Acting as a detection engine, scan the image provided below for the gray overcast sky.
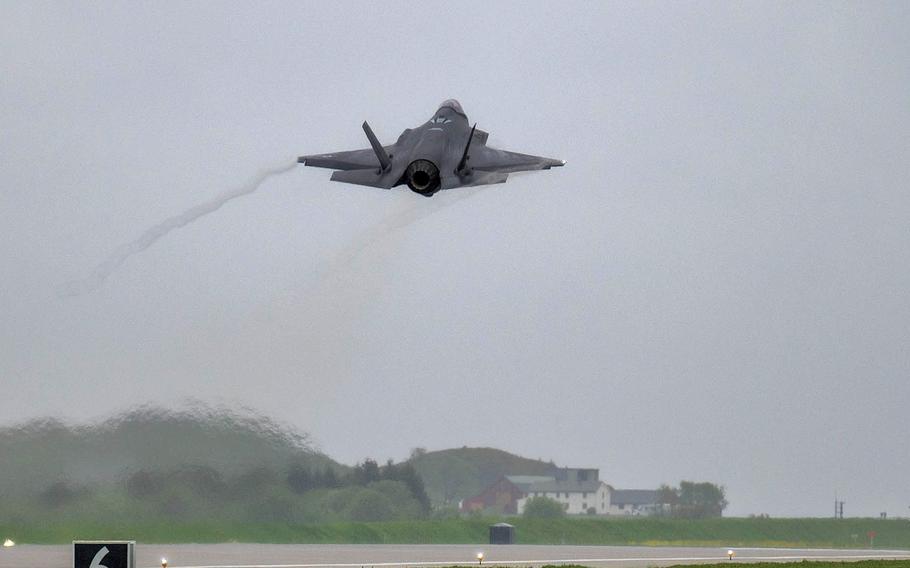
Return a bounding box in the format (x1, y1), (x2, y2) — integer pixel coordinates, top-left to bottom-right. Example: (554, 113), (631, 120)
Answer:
(2, 1), (909, 517)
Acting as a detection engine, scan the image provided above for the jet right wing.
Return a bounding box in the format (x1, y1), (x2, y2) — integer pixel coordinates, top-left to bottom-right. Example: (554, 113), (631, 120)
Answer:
(299, 147), (389, 171)
(470, 146), (565, 174)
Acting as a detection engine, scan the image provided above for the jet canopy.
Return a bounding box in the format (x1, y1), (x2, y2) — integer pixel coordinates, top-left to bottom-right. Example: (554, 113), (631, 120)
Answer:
(437, 99), (466, 118)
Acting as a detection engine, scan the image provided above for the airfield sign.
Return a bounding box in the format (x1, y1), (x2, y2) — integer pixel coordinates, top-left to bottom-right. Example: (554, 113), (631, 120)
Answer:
(73, 541), (134, 568)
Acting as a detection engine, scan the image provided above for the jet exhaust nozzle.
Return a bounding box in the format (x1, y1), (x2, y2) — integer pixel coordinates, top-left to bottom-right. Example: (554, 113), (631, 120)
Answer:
(405, 159), (441, 196)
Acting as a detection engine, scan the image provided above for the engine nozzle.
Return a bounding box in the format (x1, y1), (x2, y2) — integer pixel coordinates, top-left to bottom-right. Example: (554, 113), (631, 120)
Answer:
(405, 159), (441, 196)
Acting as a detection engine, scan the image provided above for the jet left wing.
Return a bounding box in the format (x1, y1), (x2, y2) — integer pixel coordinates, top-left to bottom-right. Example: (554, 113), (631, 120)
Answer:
(470, 146), (565, 174)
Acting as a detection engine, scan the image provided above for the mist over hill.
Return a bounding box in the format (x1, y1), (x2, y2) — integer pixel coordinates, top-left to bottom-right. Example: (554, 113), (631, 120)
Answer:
(0, 403), (338, 498)
(0, 404), (437, 525)
(0, 406), (564, 512)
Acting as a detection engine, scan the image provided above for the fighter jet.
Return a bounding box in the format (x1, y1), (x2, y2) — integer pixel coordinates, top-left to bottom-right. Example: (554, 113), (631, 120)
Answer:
(298, 99), (564, 196)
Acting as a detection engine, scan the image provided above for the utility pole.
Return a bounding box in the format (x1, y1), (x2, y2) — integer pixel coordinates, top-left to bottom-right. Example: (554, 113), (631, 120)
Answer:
(834, 492), (845, 519)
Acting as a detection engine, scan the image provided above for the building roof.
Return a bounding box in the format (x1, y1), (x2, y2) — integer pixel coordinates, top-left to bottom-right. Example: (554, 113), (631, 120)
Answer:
(611, 489), (660, 506)
(505, 475), (554, 485)
(506, 475), (603, 494)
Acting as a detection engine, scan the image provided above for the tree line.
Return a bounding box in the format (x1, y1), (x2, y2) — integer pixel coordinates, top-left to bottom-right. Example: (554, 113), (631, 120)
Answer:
(9, 457), (432, 524)
(656, 481), (728, 518)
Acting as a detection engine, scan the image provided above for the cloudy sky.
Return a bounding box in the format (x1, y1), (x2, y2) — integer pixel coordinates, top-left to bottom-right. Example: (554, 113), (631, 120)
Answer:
(2, 1), (909, 517)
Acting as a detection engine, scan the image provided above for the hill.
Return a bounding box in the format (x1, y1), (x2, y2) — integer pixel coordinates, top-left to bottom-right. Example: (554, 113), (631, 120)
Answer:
(0, 405), (428, 525)
(408, 447), (558, 506)
(0, 403), (339, 498)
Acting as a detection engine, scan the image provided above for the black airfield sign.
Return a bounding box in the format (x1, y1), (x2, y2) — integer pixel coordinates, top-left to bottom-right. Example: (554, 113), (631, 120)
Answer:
(73, 541), (134, 568)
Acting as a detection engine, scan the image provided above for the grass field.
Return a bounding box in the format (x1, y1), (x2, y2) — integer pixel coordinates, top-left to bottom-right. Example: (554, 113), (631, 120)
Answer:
(2, 517), (909, 547)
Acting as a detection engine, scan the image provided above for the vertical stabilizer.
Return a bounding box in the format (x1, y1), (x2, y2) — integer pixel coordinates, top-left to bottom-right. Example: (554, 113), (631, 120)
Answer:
(362, 121), (391, 171)
(457, 123), (477, 174)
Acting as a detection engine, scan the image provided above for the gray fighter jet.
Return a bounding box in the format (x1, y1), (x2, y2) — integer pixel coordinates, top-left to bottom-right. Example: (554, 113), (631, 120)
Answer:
(298, 99), (564, 196)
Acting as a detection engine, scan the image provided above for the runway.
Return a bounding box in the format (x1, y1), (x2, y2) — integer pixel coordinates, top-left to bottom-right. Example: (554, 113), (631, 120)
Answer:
(2, 544), (910, 568)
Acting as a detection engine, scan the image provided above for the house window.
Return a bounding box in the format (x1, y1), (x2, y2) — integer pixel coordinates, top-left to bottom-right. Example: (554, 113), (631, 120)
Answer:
(583, 492), (588, 498)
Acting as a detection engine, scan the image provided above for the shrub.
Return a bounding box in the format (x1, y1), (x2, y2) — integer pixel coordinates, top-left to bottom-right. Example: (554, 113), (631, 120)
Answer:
(523, 496), (565, 518)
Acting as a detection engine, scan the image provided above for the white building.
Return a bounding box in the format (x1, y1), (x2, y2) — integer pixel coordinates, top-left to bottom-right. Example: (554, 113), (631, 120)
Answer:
(462, 467), (663, 517)
(513, 468), (613, 515)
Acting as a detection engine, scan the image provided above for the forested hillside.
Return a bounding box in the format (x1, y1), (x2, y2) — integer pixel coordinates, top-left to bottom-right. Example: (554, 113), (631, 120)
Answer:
(0, 406), (427, 524)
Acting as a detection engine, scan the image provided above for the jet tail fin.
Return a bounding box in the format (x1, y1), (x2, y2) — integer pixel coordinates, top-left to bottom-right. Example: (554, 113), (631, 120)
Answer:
(457, 123), (477, 173)
(362, 121), (391, 171)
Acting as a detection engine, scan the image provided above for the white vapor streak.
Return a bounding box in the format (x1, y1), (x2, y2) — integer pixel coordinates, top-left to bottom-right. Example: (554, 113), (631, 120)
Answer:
(324, 186), (484, 277)
(63, 162), (296, 296)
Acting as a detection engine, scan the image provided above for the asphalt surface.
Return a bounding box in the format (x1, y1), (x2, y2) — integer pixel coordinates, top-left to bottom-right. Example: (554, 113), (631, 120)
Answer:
(2, 543), (909, 568)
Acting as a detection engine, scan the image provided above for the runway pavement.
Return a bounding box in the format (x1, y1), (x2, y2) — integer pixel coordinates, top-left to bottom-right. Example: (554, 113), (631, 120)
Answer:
(2, 543), (909, 568)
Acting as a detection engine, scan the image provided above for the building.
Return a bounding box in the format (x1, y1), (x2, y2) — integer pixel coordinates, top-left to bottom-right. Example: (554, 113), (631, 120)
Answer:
(460, 468), (664, 516)
(461, 468), (613, 515)
(606, 489), (661, 516)
(461, 475), (530, 514)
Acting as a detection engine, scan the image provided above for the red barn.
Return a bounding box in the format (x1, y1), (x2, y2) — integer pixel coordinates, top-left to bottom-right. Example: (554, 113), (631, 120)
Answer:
(460, 476), (547, 514)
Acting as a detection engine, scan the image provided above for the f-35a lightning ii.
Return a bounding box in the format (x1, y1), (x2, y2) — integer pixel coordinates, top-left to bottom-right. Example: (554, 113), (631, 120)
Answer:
(298, 99), (564, 196)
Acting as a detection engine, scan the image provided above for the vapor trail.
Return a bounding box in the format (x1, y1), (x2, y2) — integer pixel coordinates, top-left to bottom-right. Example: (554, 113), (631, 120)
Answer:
(63, 161), (296, 296)
(324, 186), (484, 277)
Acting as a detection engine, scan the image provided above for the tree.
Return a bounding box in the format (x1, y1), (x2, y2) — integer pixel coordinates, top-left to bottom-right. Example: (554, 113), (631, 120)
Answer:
(382, 460), (431, 514)
(345, 488), (396, 521)
(655, 483), (679, 517)
(658, 481), (728, 518)
(287, 464), (314, 494)
(38, 481), (85, 508)
(677, 481), (728, 518)
(233, 467), (278, 495)
(170, 465), (225, 497)
(125, 470), (164, 498)
(353, 459), (382, 486)
(318, 466), (340, 488)
(523, 496), (565, 519)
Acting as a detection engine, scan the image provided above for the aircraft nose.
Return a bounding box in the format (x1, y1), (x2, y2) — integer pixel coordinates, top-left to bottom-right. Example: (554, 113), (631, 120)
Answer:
(437, 99), (465, 117)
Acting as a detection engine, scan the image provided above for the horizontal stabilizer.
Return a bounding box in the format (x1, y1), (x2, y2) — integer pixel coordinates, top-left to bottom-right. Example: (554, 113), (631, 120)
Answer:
(330, 168), (396, 189)
(441, 171), (509, 189)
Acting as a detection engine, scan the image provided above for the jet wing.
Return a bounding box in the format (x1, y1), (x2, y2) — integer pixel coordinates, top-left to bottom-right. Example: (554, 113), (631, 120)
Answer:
(299, 147), (391, 171)
(470, 146), (565, 174)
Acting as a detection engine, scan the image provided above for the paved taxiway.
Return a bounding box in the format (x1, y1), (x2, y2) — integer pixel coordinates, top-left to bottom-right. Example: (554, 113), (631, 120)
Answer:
(2, 543), (909, 568)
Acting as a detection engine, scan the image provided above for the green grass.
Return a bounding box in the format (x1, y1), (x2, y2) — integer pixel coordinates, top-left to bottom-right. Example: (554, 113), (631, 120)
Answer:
(2, 517), (909, 547)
